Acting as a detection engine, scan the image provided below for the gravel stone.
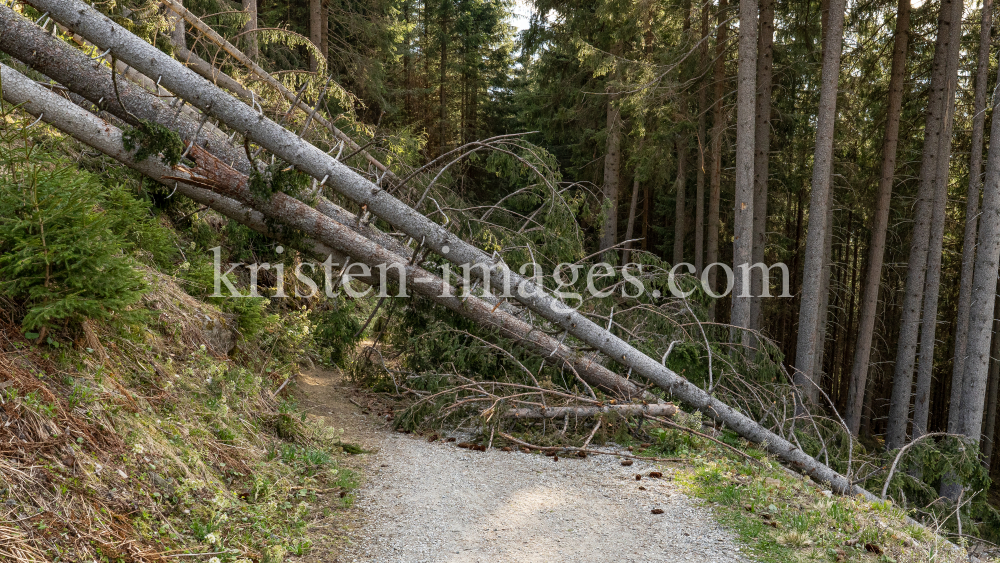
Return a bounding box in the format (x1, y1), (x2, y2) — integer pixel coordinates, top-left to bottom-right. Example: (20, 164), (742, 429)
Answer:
(342, 433), (752, 562)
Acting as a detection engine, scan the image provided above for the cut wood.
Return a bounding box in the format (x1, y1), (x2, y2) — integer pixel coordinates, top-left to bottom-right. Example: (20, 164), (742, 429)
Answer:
(505, 404), (678, 419)
(33, 0), (876, 496)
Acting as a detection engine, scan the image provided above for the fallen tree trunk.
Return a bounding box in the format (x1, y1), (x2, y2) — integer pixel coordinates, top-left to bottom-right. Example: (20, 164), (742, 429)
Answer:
(159, 0), (400, 186)
(33, 0), (873, 496)
(0, 3), (413, 261)
(0, 61), (646, 402)
(505, 404), (678, 420)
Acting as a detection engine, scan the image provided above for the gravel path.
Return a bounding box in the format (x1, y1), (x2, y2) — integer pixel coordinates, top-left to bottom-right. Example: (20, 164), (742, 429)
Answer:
(342, 432), (751, 563)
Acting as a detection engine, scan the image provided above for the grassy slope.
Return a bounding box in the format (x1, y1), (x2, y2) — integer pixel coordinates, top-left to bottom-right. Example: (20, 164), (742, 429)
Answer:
(0, 269), (359, 563)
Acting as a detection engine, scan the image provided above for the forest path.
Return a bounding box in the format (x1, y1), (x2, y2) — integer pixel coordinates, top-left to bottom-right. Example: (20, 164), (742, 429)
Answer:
(294, 368), (750, 563)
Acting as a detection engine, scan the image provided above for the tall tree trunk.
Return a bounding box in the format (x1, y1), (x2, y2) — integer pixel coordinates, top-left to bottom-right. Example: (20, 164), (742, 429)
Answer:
(793, 0), (848, 405)
(602, 86), (622, 259)
(674, 137), (688, 265)
(309, 0), (322, 72)
(695, 2), (710, 275)
(943, 75), (1000, 500)
(624, 176), (641, 264)
(730, 0), (759, 343)
(707, 0), (728, 320)
(847, 0), (911, 435)
(982, 291), (1000, 469)
(912, 92), (958, 437)
(171, 0), (185, 47)
(887, 0), (964, 451)
(241, 0), (258, 60)
(643, 184), (651, 251)
(749, 0), (775, 336)
(949, 0), (993, 429)
(812, 195), (835, 383)
(439, 19), (448, 152)
(320, 0), (328, 61)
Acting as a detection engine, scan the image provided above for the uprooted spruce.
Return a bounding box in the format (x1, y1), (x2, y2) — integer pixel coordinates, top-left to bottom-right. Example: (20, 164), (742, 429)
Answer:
(14, 0), (880, 498)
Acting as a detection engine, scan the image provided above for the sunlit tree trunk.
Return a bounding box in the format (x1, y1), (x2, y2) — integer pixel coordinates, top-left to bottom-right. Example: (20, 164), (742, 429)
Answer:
(846, 0), (911, 435)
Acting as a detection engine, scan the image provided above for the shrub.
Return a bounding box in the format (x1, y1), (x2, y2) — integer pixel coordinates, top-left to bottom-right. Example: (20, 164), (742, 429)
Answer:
(0, 122), (147, 331)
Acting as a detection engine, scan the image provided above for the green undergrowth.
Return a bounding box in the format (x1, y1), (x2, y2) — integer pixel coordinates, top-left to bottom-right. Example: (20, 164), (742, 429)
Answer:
(0, 273), (363, 562)
(675, 456), (973, 563)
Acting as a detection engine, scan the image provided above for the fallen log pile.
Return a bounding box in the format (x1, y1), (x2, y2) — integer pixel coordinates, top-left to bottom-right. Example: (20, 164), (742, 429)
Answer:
(1, 0), (875, 499)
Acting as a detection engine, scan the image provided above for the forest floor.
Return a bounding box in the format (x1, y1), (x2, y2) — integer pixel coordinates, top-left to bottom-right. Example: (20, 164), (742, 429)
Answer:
(291, 367), (749, 563)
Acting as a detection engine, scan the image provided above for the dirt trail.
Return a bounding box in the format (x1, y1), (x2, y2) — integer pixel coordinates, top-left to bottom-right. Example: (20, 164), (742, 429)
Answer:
(294, 368), (750, 563)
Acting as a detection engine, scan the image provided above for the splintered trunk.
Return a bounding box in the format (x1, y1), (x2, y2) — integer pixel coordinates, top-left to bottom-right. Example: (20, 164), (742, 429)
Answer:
(846, 0), (910, 436)
(673, 137), (688, 265)
(793, 0), (848, 405)
(887, 0), (964, 451)
(730, 0), (759, 344)
(949, 0), (993, 429)
(242, 0), (258, 60)
(41, 0), (887, 496)
(749, 0), (775, 336)
(707, 0), (728, 320)
(695, 3), (709, 276)
(309, 0), (323, 71)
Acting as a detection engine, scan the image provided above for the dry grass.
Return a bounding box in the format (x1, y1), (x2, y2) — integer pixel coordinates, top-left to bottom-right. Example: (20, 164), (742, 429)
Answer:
(0, 271), (356, 562)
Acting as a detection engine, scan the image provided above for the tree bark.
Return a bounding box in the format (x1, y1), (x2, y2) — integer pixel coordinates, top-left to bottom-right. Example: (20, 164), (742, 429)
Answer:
(941, 77), (1000, 499)
(623, 176), (641, 264)
(981, 291), (1000, 468)
(846, 0), (911, 435)
(44, 0), (883, 496)
(0, 62), (655, 403)
(242, 0), (258, 60)
(707, 0), (728, 320)
(602, 47), (622, 260)
(941, 56), (1000, 502)
(159, 0), (399, 185)
(887, 0), (964, 451)
(673, 137), (688, 265)
(730, 0), (758, 344)
(505, 404), (678, 420)
(695, 2), (710, 276)
(170, 0), (185, 48)
(309, 0), (323, 72)
(793, 0), (848, 405)
(749, 0), (775, 336)
(949, 0), (993, 429)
